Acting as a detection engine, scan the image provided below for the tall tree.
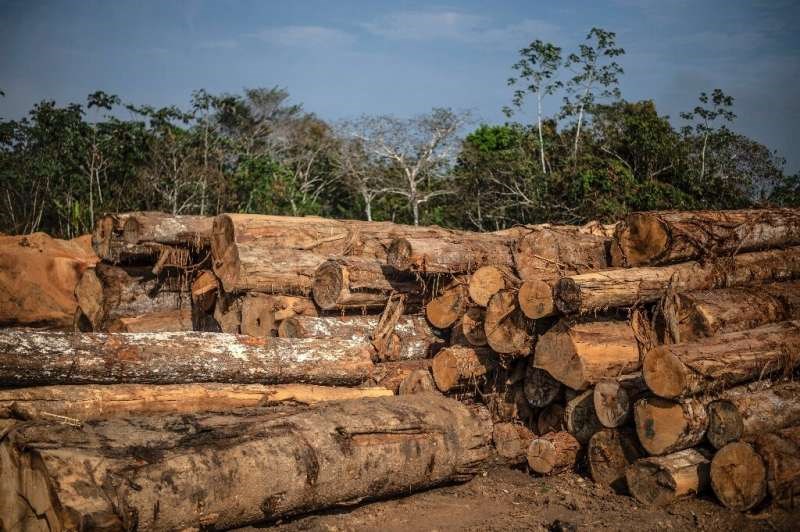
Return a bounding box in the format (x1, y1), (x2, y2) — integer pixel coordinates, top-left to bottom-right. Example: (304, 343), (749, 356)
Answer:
(680, 89), (736, 181)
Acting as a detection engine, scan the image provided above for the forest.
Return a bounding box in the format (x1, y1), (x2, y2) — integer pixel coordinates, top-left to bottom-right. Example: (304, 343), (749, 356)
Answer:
(1, 28), (797, 238)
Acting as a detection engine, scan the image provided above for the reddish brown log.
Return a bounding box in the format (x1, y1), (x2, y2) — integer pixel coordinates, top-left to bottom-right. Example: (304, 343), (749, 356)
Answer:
(312, 257), (422, 310)
(626, 448), (712, 506)
(485, 290), (532, 355)
(527, 431), (581, 475)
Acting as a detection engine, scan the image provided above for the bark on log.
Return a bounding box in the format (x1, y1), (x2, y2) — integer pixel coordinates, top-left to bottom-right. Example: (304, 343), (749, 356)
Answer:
(431, 346), (497, 393)
(485, 290), (532, 355)
(0, 394), (492, 530)
(523, 366), (562, 408)
(710, 441), (767, 511)
(752, 426), (800, 509)
(0, 331), (376, 387)
(368, 359), (433, 393)
(587, 429), (644, 493)
(626, 448), (712, 507)
(513, 223), (611, 281)
(538, 403), (566, 435)
(121, 211), (213, 247)
(634, 397), (708, 456)
(425, 276), (470, 329)
(707, 381), (800, 449)
(387, 229), (515, 274)
(593, 373), (648, 428)
(611, 208), (800, 267)
(556, 246), (800, 315)
(534, 319), (641, 391)
(468, 266), (520, 307)
(105, 308), (193, 333)
(493, 422), (535, 465)
(564, 388), (604, 444)
(312, 257), (422, 310)
(642, 320), (800, 399)
(526, 431), (581, 475)
(0, 383), (393, 422)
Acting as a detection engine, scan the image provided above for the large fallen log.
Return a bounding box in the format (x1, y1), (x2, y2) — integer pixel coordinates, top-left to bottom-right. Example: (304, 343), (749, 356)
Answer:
(0, 331), (375, 386)
(555, 246), (800, 314)
(752, 426), (800, 509)
(92, 213), (162, 262)
(707, 381), (800, 449)
(611, 208), (800, 267)
(710, 441), (768, 511)
(642, 320), (800, 399)
(0, 383), (393, 421)
(633, 397), (708, 456)
(626, 448), (711, 506)
(121, 211), (213, 247)
(387, 229), (515, 274)
(312, 257), (423, 310)
(0, 394), (492, 530)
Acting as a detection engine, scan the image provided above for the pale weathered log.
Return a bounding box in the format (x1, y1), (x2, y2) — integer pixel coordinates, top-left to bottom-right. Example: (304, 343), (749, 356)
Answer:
(707, 381), (800, 449)
(431, 346), (497, 393)
(493, 422), (535, 465)
(513, 223), (611, 281)
(485, 290), (532, 355)
(626, 448), (712, 506)
(468, 266), (520, 307)
(105, 308), (193, 333)
(388, 229), (515, 274)
(564, 388), (604, 444)
(752, 426), (800, 509)
(587, 429), (644, 493)
(0, 394), (492, 530)
(556, 247), (800, 314)
(634, 397), (708, 456)
(710, 441), (768, 511)
(611, 208), (800, 267)
(534, 319), (642, 391)
(538, 403), (566, 435)
(593, 373), (648, 428)
(121, 211), (213, 248)
(0, 331), (375, 387)
(0, 383), (393, 422)
(523, 366), (562, 408)
(526, 431), (581, 475)
(312, 257), (423, 310)
(425, 276), (470, 329)
(642, 320), (800, 399)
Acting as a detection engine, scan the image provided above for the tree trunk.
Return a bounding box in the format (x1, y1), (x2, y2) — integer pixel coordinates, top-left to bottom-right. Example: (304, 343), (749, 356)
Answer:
(564, 388), (603, 444)
(626, 448), (711, 506)
(451, 307), (488, 346)
(387, 230), (515, 274)
(368, 359), (433, 393)
(92, 213), (161, 263)
(105, 308), (193, 333)
(753, 426), (800, 509)
(633, 397), (708, 456)
(0, 394), (492, 530)
(534, 319), (642, 391)
(122, 211), (213, 247)
(431, 346), (498, 393)
(0, 383), (393, 422)
(538, 403), (566, 434)
(425, 276), (470, 329)
(587, 429), (644, 493)
(485, 290), (532, 355)
(215, 244), (328, 296)
(707, 381), (800, 449)
(468, 265), (520, 307)
(518, 279), (557, 319)
(493, 422), (535, 465)
(526, 431), (581, 475)
(312, 257), (423, 310)
(523, 366), (562, 408)
(642, 320), (800, 399)
(512, 222), (611, 281)
(710, 441), (767, 511)
(555, 246), (800, 315)
(593, 373), (648, 428)
(664, 281), (800, 342)
(240, 293), (277, 338)
(611, 208), (800, 267)
(0, 331), (375, 387)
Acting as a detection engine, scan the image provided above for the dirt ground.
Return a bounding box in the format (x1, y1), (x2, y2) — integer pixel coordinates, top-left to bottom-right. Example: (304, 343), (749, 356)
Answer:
(241, 466), (798, 531)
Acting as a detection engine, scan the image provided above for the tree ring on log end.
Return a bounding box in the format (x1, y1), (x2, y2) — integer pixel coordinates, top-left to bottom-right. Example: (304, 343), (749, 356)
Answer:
(312, 261), (346, 310)
(711, 441), (767, 511)
(277, 317), (303, 338)
(642, 347), (687, 399)
(554, 278), (581, 314)
(594, 379), (631, 428)
(519, 279), (555, 319)
(387, 238), (413, 271)
(707, 400), (744, 449)
(527, 438), (557, 474)
(122, 217), (143, 244)
(622, 213), (670, 266)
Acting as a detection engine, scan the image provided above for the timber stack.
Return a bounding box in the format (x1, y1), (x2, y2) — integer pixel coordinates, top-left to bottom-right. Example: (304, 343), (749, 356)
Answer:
(0, 207), (799, 527)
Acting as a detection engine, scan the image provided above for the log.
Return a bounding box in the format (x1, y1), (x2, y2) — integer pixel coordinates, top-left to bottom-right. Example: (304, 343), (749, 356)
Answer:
(556, 246), (800, 314)
(0, 394), (492, 530)
(387, 229), (515, 274)
(312, 257), (422, 310)
(398, 369), (437, 394)
(587, 429), (644, 493)
(453, 307), (488, 346)
(710, 441), (767, 511)
(431, 346), (497, 393)
(493, 422), (535, 465)
(92, 213), (162, 262)
(642, 320), (800, 399)
(523, 366), (562, 408)
(213, 292), (242, 333)
(634, 397), (708, 456)
(425, 276), (469, 329)
(537, 403), (565, 434)
(369, 359), (432, 393)
(240, 293), (276, 338)
(611, 208), (800, 267)
(626, 448), (711, 506)
(752, 426), (800, 509)
(526, 431), (581, 475)
(513, 223), (610, 281)
(121, 211), (213, 247)
(707, 381), (800, 449)
(664, 281), (800, 342)
(0, 383), (393, 422)
(215, 243), (327, 295)
(534, 319), (641, 391)
(105, 308), (193, 333)
(0, 331), (375, 387)
(485, 290), (532, 355)
(593, 373), (648, 428)
(564, 389), (604, 444)
(468, 266), (520, 307)
(191, 269), (219, 312)
(518, 279), (556, 319)
(484, 383), (534, 424)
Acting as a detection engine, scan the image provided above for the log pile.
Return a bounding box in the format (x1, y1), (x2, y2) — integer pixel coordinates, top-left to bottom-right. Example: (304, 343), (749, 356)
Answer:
(1, 207), (799, 525)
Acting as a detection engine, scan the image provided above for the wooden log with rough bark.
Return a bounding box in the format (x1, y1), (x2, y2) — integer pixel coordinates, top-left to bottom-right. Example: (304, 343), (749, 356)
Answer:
(121, 211), (213, 248)
(611, 208), (800, 267)
(634, 397), (708, 456)
(710, 441), (768, 511)
(468, 266), (520, 307)
(534, 319), (644, 391)
(752, 426), (800, 509)
(564, 388), (604, 444)
(0, 383), (393, 422)
(523, 366), (562, 408)
(517, 279), (558, 320)
(493, 422), (535, 465)
(593, 373), (648, 428)
(707, 381), (800, 449)
(0, 393), (492, 530)
(485, 290), (532, 355)
(626, 448), (712, 506)
(105, 308), (193, 333)
(642, 320), (800, 399)
(555, 247), (800, 315)
(387, 228), (515, 274)
(526, 431), (581, 475)
(0, 331), (375, 387)
(587, 429), (644, 493)
(513, 223), (611, 281)
(431, 346), (498, 393)
(92, 213), (163, 263)
(312, 257), (423, 310)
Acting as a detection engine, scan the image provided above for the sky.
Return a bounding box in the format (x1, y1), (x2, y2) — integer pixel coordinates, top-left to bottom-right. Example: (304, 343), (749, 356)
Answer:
(1, 0), (799, 171)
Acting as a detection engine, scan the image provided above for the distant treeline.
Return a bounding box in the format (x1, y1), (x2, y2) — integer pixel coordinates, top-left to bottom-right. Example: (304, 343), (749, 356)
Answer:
(1, 28), (797, 237)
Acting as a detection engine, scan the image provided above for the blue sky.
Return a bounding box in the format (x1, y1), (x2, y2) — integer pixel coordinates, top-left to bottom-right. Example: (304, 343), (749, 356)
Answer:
(1, 0), (798, 171)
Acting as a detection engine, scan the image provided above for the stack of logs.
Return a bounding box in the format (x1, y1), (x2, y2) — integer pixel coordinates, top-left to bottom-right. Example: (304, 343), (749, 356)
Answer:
(1, 208), (800, 528)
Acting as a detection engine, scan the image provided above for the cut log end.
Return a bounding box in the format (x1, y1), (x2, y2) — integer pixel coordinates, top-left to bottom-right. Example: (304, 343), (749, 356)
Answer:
(122, 217), (142, 244)
(634, 397), (707, 456)
(460, 307), (487, 346)
(92, 214), (116, 258)
(706, 400), (744, 450)
(311, 261), (345, 310)
(426, 282), (468, 329)
(430, 346), (494, 393)
(492, 422), (535, 464)
(626, 449), (711, 507)
(526, 431), (580, 475)
(387, 238), (413, 271)
(518, 279), (555, 319)
(241, 297), (276, 338)
(616, 213), (669, 267)
(554, 278), (581, 314)
(538, 404), (565, 434)
(587, 429), (643, 493)
(642, 347), (687, 399)
(485, 290), (531, 355)
(469, 266), (508, 307)
(523, 366), (561, 408)
(594, 379), (632, 428)
(710, 441), (767, 511)
(398, 369), (436, 395)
